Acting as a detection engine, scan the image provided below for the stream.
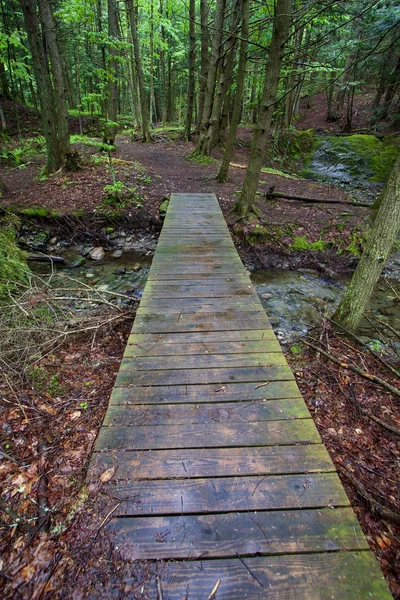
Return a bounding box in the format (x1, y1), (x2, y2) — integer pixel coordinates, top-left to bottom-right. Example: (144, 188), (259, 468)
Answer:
(31, 246), (400, 349)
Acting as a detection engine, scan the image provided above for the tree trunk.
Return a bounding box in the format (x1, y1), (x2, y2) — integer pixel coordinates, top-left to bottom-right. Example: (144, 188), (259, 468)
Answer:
(184, 0), (196, 141)
(194, 0), (226, 155)
(37, 0), (70, 157)
(200, 0), (241, 154)
(233, 0), (292, 215)
(104, 0), (119, 144)
(19, 0), (63, 173)
(333, 156), (400, 332)
(217, 0), (249, 183)
(125, 0), (151, 142)
(197, 0), (209, 128)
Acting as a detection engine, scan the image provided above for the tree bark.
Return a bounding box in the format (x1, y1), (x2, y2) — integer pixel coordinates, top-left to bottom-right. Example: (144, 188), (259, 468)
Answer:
(37, 0), (70, 155)
(333, 156), (400, 332)
(194, 0), (227, 155)
(217, 0), (249, 183)
(125, 0), (151, 142)
(184, 0), (196, 141)
(200, 0), (241, 154)
(234, 0), (292, 215)
(19, 0), (64, 173)
(104, 0), (119, 144)
(197, 0), (209, 128)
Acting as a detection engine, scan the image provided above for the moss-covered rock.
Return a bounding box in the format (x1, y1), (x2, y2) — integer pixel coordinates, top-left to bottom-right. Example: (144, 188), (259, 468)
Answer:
(303, 134), (398, 184)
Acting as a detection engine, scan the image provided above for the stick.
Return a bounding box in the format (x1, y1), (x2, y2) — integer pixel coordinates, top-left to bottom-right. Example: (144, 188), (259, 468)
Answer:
(265, 189), (371, 208)
(341, 469), (400, 526)
(302, 340), (400, 398)
(206, 579), (221, 600)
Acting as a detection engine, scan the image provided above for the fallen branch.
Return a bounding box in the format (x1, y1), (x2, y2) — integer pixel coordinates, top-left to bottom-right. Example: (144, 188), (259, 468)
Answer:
(265, 188), (371, 208)
(27, 254), (65, 263)
(342, 469), (400, 526)
(302, 340), (400, 398)
(206, 579), (221, 600)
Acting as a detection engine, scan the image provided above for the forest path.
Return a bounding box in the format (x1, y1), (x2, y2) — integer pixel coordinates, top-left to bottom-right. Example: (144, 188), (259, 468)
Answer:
(88, 193), (390, 599)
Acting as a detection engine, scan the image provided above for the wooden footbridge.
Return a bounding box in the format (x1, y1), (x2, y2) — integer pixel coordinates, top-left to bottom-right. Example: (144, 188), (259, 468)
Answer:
(90, 193), (390, 599)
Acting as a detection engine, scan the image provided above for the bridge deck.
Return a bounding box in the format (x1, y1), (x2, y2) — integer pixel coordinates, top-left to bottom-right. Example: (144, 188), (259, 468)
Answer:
(90, 193), (390, 599)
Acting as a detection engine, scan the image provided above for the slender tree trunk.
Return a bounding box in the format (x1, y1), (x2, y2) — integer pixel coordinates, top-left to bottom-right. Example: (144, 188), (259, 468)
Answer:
(184, 0), (196, 140)
(333, 157), (400, 332)
(194, 0), (226, 155)
(125, 0), (150, 142)
(104, 0), (119, 144)
(159, 0), (168, 123)
(149, 0), (155, 124)
(234, 0), (292, 215)
(217, 0), (249, 183)
(197, 0), (209, 127)
(200, 0), (241, 154)
(19, 0), (63, 173)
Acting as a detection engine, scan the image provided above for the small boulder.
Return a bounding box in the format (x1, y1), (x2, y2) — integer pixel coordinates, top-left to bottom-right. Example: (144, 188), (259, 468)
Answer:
(111, 249), (123, 259)
(89, 247), (105, 261)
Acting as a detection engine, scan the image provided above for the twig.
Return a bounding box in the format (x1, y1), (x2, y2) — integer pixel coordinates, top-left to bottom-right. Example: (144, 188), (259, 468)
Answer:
(156, 572), (164, 600)
(302, 340), (400, 398)
(254, 382), (269, 389)
(236, 553), (264, 588)
(377, 318), (400, 340)
(341, 469), (400, 526)
(206, 579), (221, 600)
(329, 317), (400, 378)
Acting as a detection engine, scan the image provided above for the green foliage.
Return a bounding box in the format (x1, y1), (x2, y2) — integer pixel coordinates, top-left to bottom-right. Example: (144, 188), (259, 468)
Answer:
(159, 199), (169, 216)
(272, 129), (315, 165)
(0, 137), (46, 167)
(0, 215), (30, 297)
(26, 367), (66, 396)
(291, 236), (329, 252)
(101, 181), (144, 211)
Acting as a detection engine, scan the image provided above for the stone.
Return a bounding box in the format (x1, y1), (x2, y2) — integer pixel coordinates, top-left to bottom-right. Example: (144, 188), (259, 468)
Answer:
(70, 256), (85, 268)
(112, 249), (123, 259)
(48, 236), (57, 245)
(82, 246), (94, 256)
(89, 247), (105, 261)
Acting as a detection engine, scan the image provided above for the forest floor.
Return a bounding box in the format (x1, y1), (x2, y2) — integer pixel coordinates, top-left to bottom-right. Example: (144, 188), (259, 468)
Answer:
(0, 95), (399, 598)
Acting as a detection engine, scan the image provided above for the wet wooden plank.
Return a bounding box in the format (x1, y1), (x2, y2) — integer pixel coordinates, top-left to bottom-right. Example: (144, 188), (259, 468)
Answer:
(95, 419), (320, 450)
(103, 399), (311, 426)
(123, 339), (282, 356)
(110, 380), (302, 404)
(111, 473), (349, 516)
(90, 444), (334, 480)
(119, 353), (287, 372)
(129, 329), (274, 344)
(115, 364), (295, 387)
(133, 319), (272, 333)
(134, 310), (265, 324)
(130, 553), (392, 599)
(106, 507), (368, 560)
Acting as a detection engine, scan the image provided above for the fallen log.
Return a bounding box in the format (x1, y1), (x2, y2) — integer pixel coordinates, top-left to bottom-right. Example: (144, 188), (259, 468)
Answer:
(265, 188), (371, 208)
(27, 253), (65, 263)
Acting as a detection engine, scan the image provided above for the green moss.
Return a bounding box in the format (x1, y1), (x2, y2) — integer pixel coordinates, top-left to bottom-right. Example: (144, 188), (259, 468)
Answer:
(186, 153), (217, 165)
(304, 134), (398, 183)
(159, 199), (169, 216)
(0, 215), (30, 297)
(291, 235), (329, 252)
(19, 207), (60, 218)
(260, 167), (298, 179)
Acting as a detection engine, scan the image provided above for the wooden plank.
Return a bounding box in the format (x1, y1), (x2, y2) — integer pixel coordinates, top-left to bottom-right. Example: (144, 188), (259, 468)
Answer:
(102, 399), (311, 426)
(111, 473), (349, 516)
(110, 380), (302, 404)
(129, 330), (274, 343)
(123, 553), (392, 599)
(90, 444), (334, 480)
(123, 339), (282, 356)
(134, 310), (265, 324)
(138, 297), (262, 309)
(105, 507), (368, 560)
(136, 302), (265, 315)
(140, 287), (256, 298)
(94, 419), (320, 450)
(133, 319), (272, 333)
(114, 365), (295, 387)
(119, 353), (288, 371)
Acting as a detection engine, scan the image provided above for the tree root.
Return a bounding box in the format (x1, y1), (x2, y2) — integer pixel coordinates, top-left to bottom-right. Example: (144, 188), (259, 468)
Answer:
(342, 469), (400, 526)
(302, 340), (400, 398)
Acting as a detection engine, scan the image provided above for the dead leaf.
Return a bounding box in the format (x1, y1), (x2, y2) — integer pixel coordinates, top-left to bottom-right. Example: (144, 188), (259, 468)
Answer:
(100, 466), (116, 483)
